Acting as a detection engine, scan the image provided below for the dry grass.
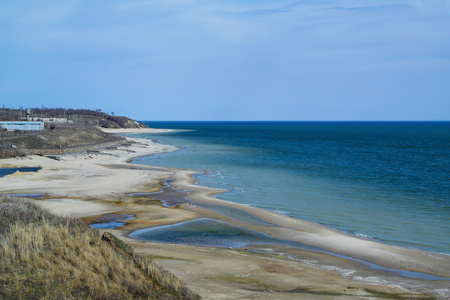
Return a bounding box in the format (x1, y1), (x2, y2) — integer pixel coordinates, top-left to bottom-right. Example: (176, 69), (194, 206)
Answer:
(0, 196), (200, 300)
(0, 195), (67, 235)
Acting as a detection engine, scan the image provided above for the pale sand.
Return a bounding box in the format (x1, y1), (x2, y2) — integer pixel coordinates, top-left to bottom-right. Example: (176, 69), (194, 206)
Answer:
(1, 128), (449, 299)
(37, 198), (123, 218)
(0, 133), (177, 200)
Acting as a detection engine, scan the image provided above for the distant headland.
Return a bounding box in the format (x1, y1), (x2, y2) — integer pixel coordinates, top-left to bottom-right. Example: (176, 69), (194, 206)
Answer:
(0, 107), (146, 158)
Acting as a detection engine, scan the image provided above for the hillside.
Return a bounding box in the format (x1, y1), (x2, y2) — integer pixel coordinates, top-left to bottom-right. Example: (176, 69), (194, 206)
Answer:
(0, 107), (148, 158)
(0, 107), (146, 129)
(0, 125), (128, 158)
(0, 196), (200, 299)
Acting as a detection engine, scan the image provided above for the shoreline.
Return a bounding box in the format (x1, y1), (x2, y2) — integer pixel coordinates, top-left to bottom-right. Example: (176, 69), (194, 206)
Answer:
(159, 170), (450, 278)
(1, 128), (449, 299)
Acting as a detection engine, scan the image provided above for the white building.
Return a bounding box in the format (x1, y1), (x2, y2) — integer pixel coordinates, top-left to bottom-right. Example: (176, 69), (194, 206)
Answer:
(0, 121), (44, 131)
(31, 117), (68, 123)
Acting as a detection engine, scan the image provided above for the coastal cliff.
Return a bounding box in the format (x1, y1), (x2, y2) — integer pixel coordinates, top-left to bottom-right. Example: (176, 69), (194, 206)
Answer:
(0, 108), (146, 158)
(0, 125), (125, 158)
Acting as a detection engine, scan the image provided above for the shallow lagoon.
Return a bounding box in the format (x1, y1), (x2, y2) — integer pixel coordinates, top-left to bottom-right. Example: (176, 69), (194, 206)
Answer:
(129, 218), (449, 281)
(130, 218), (316, 250)
(90, 214), (135, 229)
(0, 167), (41, 178)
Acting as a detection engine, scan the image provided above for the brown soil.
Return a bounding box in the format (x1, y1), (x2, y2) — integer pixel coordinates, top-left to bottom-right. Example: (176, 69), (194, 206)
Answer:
(0, 125), (126, 158)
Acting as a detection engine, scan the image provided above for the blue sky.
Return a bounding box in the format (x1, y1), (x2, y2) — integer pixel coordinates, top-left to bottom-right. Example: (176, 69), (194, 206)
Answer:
(1, 0), (449, 121)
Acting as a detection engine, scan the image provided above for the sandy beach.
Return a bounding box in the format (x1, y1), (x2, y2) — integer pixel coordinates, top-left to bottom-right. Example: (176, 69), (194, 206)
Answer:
(1, 127), (449, 299)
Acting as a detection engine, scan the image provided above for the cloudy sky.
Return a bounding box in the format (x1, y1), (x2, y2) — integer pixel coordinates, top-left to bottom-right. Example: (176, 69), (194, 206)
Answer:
(1, 0), (449, 120)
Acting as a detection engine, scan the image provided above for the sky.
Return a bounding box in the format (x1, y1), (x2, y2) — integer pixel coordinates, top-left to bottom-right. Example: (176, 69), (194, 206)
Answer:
(1, 0), (449, 121)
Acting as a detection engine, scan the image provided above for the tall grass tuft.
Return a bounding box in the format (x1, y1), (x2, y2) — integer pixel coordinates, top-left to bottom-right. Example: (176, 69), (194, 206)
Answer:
(0, 196), (200, 300)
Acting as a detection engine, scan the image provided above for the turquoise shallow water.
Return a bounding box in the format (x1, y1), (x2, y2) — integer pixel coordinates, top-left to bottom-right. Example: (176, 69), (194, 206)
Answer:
(131, 121), (450, 254)
(129, 218), (448, 280)
(129, 218), (293, 248)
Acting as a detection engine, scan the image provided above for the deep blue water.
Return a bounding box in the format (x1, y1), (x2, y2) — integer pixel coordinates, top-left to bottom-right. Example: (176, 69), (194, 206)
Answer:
(131, 121), (450, 254)
(0, 167), (41, 177)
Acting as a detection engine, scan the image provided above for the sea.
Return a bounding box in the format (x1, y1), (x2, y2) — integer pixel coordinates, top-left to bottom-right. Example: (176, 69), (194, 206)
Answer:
(129, 121), (449, 255)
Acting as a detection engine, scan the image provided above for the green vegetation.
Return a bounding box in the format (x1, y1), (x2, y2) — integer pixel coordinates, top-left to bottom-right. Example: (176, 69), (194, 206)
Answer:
(0, 195), (200, 299)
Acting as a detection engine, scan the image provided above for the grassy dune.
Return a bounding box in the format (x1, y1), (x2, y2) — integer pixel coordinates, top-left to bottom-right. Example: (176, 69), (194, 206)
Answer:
(0, 196), (200, 300)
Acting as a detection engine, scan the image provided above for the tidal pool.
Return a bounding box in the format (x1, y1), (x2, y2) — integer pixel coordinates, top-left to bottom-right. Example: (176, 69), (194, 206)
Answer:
(127, 179), (190, 207)
(129, 218), (316, 250)
(0, 167), (41, 178)
(8, 193), (46, 199)
(89, 214), (135, 229)
(129, 218), (449, 281)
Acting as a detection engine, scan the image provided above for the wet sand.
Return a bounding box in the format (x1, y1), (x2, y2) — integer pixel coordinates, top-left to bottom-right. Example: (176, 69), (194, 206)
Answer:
(1, 128), (449, 299)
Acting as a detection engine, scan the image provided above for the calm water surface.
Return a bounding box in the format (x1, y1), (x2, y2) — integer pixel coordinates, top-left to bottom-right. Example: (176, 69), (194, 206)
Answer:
(130, 121), (449, 254)
(0, 167), (41, 177)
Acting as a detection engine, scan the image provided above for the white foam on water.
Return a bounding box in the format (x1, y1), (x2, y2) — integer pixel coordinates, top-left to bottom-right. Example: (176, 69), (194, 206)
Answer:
(355, 233), (374, 240)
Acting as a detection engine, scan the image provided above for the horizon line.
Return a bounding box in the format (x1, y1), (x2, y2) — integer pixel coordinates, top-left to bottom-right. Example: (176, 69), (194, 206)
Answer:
(137, 120), (450, 122)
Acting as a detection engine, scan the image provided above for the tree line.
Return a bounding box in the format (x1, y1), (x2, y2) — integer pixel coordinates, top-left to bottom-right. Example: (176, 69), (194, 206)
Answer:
(0, 107), (113, 121)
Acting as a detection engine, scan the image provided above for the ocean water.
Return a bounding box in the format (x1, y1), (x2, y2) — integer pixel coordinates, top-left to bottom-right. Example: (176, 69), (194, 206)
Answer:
(0, 167), (41, 178)
(131, 122), (450, 254)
